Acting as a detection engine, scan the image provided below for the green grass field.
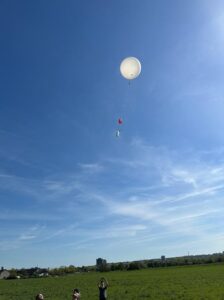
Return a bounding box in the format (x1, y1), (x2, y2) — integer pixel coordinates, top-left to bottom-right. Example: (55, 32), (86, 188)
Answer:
(1, 264), (224, 300)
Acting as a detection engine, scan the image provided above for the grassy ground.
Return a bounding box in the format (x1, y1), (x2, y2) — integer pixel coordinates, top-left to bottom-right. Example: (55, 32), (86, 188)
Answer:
(1, 264), (224, 300)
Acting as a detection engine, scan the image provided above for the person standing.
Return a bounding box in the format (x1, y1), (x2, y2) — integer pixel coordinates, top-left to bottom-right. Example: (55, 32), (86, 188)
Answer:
(98, 277), (108, 300)
(72, 288), (81, 300)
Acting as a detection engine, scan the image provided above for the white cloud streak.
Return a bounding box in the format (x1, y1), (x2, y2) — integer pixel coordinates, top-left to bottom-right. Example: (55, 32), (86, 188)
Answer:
(1, 140), (224, 258)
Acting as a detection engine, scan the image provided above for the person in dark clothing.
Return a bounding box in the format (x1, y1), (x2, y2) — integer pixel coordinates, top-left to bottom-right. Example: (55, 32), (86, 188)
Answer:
(98, 277), (108, 300)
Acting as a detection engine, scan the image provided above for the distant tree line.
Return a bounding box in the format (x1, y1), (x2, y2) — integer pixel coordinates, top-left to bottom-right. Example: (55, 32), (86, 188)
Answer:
(4, 265), (95, 279)
(98, 252), (224, 272)
(3, 252), (224, 279)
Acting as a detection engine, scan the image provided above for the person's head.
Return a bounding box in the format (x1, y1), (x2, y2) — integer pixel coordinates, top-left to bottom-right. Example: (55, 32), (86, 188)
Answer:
(100, 279), (105, 287)
(35, 294), (44, 300)
(73, 288), (79, 294)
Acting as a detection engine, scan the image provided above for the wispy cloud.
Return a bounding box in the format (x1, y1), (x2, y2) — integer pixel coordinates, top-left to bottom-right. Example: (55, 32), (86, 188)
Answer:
(78, 163), (104, 174)
(1, 139), (224, 263)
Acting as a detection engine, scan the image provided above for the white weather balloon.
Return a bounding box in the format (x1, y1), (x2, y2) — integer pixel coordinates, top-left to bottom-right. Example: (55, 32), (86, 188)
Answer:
(120, 57), (141, 80)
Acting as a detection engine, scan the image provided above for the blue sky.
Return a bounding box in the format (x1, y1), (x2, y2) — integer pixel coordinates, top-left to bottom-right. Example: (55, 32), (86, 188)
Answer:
(1, 0), (224, 268)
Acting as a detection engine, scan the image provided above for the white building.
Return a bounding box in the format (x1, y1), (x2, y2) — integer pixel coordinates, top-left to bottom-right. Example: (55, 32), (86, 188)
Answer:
(0, 270), (10, 279)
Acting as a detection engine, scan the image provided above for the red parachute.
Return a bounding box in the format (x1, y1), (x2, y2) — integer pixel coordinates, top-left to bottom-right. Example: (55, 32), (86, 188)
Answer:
(116, 118), (123, 137)
(118, 118), (123, 125)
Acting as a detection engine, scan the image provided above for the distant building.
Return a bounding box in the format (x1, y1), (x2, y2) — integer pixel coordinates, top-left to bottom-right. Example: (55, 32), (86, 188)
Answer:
(96, 258), (107, 270)
(0, 270), (10, 279)
(161, 255), (166, 262)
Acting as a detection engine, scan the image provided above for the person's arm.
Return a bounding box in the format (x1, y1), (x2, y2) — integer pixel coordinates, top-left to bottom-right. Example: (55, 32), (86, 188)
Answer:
(73, 292), (80, 299)
(104, 278), (109, 287)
